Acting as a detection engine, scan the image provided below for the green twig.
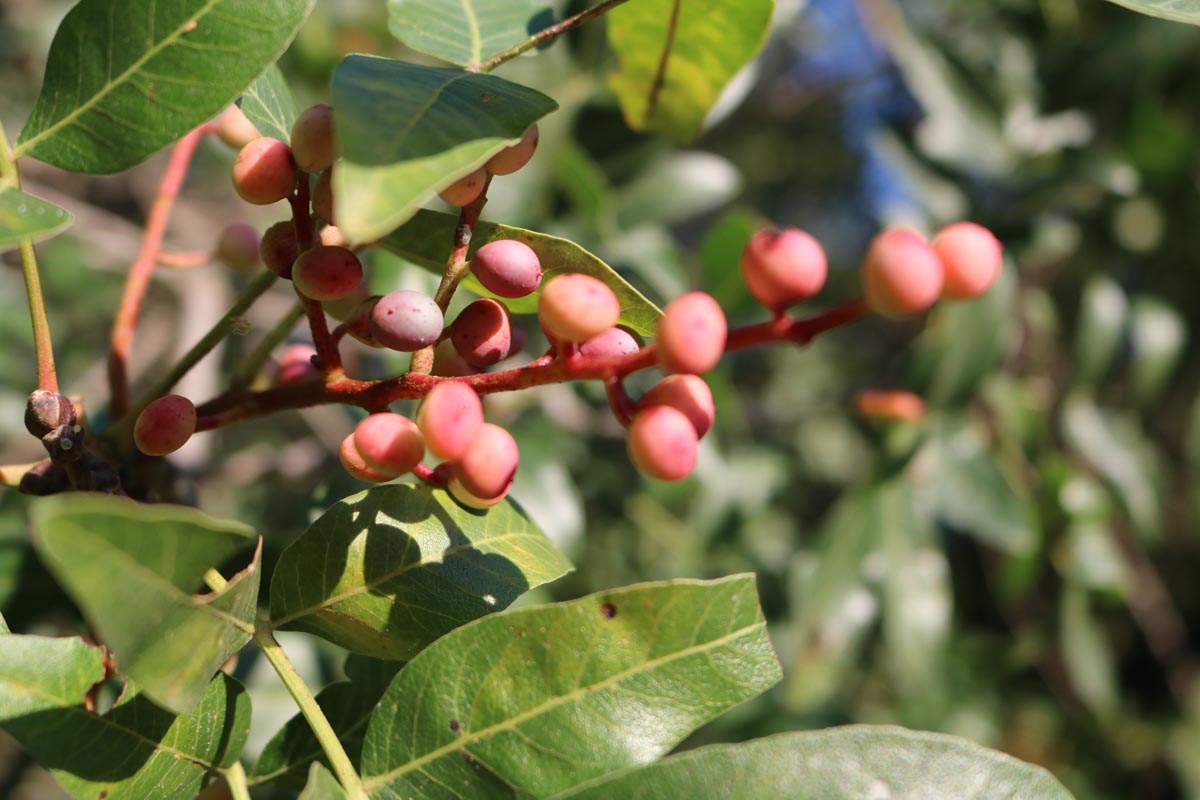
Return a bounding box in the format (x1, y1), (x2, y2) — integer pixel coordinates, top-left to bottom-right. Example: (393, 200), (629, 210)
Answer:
(230, 301), (306, 391)
(470, 0), (634, 72)
(254, 623), (368, 800)
(222, 762), (251, 800)
(0, 120), (58, 392)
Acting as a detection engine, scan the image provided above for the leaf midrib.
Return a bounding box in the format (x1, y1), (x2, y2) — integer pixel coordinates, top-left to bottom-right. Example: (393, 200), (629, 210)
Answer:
(15, 0), (223, 157)
(362, 620), (767, 789)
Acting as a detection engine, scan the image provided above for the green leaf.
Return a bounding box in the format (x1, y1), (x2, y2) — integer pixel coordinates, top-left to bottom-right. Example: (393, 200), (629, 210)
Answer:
(607, 0), (774, 143)
(16, 0), (316, 173)
(300, 763), (349, 800)
(360, 575), (780, 797)
(1072, 276), (1128, 388)
(1105, 0), (1200, 25)
(387, 0), (555, 67)
(252, 656), (403, 790)
(1060, 587), (1119, 720)
(554, 726), (1076, 799)
(0, 612), (8, 634)
(378, 209), (662, 336)
(238, 64), (299, 144)
(30, 494), (260, 714)
(269, 484), (572, 659)
(332, 55), (558, 243)
(0, 184), (72, 249)
(1, 636), (251, 799)
(1128, 296), (1186, 406)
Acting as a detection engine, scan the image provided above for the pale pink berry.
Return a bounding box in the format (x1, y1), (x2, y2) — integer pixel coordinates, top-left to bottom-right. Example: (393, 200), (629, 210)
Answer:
(932, 222), (1003, 300)
(740, 227), (828, 310)
(656, 292), (726, 375)
(861, 227), (944, 319)
(627, 406), (698, 481)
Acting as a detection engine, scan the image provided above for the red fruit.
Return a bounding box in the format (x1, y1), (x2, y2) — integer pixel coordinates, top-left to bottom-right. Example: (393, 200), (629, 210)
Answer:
(538, 274), (621, 343)
(580, 326), (642, 359)
(134, 395), (197, 456)
(232, 137), (297, 205)
(369, 291), (445, 352)
(338, 434), (392, 483)
(470, 240), (542, 298)
(290, 104), (336, 174)
(260, 221), (300, 279)
(638, 375), (715, 438)
(418, 382), (484, 461)
(627, 406), (699, 481)
(454, 423), (519, 499)
(353, 413), (425, 477)
(275, 344), (320, 385)
(932, 222), (1003, 300)
(861, 227), (944, 319)
(740, 227), (828, 310)
(485, 125), (539, 176)
(439, 167), (487, 207)
(855, 390), (926, 422)
(450, 299), (513, 367)
(292, 246), (363, 301)
(215, 223), (260, 272)
(656, 292), (727, 375)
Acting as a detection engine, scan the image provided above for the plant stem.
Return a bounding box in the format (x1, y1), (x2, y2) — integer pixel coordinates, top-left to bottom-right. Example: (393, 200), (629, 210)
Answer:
(222, 763), (251, 800)
(0, 120), (58, 393)
(290, 177), (343, 376)
(229, 301), (306, 391)
(108, 124), (211, 418)
(471, 0), (634, 72)
(254, 624), (368, 800)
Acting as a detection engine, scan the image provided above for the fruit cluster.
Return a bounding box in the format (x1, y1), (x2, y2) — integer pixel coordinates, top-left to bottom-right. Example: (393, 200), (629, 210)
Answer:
(134, 102), (1003, 511)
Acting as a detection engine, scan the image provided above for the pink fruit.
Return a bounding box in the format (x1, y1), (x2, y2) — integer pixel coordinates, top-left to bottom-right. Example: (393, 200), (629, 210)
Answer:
(638, 375), (715, 438)
(418, 382), (484, 461)
(656, 292), (727, 375)
(338, 434), (391, 483)
(538, 274), (621, 343)
(134, 395), (197, 456)
(627, 405), (698, 481)
(454, 423), (519, 499)
(740, 227), (828, 310)
(290, 104), (335, 174)
(353, 413), (425, 477)
(232, 137), (297, 205)
(485, 125), (539, 176)
(932, 222), (1003, 300)
(470, 240), (542, 298)
(292, 246), (363, 301)
(861, 227), (944, 319)
(439, 168), (487, 207)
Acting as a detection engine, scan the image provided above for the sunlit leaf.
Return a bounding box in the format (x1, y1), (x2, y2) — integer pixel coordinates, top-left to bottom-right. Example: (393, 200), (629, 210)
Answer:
(0, 184), (72, 249)
(387, 0), (555, 66)
(30, 494), (260, 713)
(378, 209), (662, 335)
(332, 56), (557, 243)
(607, 0), (773, 142)
(269, 484), (571, 659)
(238, 64), (298, 144)
(1105, 0), (1200, 25)
(361, 575), (779, 797)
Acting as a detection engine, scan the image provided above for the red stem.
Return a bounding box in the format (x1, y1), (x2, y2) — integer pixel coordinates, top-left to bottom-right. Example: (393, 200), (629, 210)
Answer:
(290, 175), (342, 376)
(108, 125), (211, 418)
(194, 301), (868, 429)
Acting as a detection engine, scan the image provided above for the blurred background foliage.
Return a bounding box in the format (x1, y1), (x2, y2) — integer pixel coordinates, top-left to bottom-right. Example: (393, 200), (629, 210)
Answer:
(4, 0), (1200, 798)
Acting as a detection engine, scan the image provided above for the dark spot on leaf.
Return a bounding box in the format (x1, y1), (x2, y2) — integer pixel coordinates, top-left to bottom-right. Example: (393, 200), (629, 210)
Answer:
(480, 91), (497, 103)
(449, 719), (460, 732)
(600, 602), (617, 620)
(99, 792), (108, 799)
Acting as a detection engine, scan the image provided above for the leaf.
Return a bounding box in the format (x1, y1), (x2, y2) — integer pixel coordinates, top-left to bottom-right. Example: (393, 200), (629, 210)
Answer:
(615, 152), (742, 229)
(606, 0), (774, 143)
(252, 656), (403, 790)
(387, 0), (556, 67)
(0, 636), (251, 799)
(378, 209), (662, 336)
(1071, 276), (1127, 388)
(238, 63), (298, 143)
(1060, 587), (1119, 720)
(0, 612), (8, 634)
(269, 484), (572, 659)
(1105, 0), (1200, 25)
(30, 494), (260, 714)
(0, 184), (73, 249)
(332, 55), (558, 243)
(553, 726), (1076, 799)
(360, 575), (781, 798)
(300, 763), (349, 799)
(16, 0), (316, 173)
(1128, 296), (1186, 406)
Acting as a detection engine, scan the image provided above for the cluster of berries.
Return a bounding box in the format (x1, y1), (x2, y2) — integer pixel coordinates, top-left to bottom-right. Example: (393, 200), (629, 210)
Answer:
(132, 101), (1003, 509)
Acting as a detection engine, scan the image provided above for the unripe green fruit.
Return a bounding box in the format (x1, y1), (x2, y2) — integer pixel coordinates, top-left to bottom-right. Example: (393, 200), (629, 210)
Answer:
(232, 137), (297, 205)
(485, 125), (539, 176)
(418, 382), (484, 461)
(353, 413), (425, 477)
(215, 223), (260, 272)
(260, 221), (300, 279)
(627, 405), (698, 481)
(656, 292), (726, 375)
(450, 298), (514, 367)
(215, 104), (260, 150)
(338, 434), (391, 483)
(134, 395), (197, 456)
(469, 239), (542, 298)
(438, 167), (487, 207)
(638, 375), (715, 438)
(932, 222), (1003, 300)
(290, 104), (336, 174)
(537, 274), (621, 343)
(454, 423), (519, 499)
(740, 227), (827, 310)
(292, 246), (364, 301)
(861, 227), (944, 319)
(369, 290), (444, 352)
